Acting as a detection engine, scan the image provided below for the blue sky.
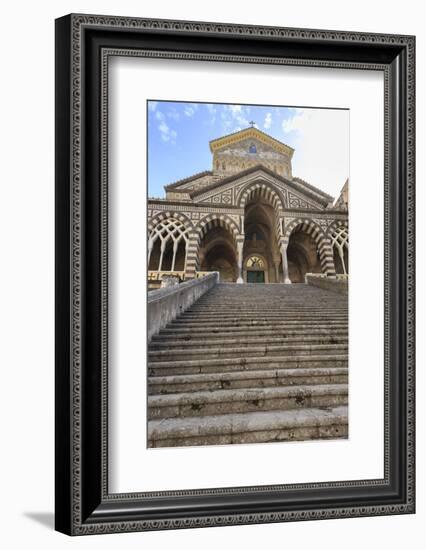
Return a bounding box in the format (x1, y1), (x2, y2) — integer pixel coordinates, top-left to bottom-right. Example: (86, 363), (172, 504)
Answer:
(147, 101), (349, 200)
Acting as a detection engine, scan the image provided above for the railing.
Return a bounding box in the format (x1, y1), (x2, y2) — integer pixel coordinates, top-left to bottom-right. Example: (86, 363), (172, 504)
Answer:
(148, 270), (219, 282)
(147, 272), (219, 341)
(304, 272), (349, 280)
(195, 271), (215, 279)
(148, 270), (185, 282)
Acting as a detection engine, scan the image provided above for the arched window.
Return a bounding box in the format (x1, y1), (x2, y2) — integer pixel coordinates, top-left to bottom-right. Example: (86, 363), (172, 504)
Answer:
(246, 255), (265, 269)
(249, 143), (257, 154)
(330, 226), (349, 275)
(148, 218), (188, 272)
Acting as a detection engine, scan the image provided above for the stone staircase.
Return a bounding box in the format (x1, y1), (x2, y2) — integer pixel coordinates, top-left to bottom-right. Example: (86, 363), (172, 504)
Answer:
(147, 283), (348, 448)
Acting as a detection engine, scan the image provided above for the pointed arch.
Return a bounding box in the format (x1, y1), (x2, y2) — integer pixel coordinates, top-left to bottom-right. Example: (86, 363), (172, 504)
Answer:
(327, 219), (349, 237)
(328, 220), (349, 275)
(283, 218), (335, 277)
(148, 210), (194, 234)
(195, 213), (241, 247)
(148, 216), (190, 272)
(238, 180), (285, 249)
(237, 180), (285, 213)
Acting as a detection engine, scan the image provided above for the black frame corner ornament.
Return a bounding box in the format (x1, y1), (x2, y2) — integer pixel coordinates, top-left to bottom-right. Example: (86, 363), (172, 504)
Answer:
(55, 13), (415, 535)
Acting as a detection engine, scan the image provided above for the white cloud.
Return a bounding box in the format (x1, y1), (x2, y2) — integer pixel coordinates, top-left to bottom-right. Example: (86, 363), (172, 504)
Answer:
(167, 109), (180, 121)
(205, 103), (217, 124)
(155, 110), (177, 144)
(281, 108), (349, 198)
(220, 104), (250, 133)
(264, 112), (272, 129)
(184, 103), (198, 117)
(148, 101), (158, 112)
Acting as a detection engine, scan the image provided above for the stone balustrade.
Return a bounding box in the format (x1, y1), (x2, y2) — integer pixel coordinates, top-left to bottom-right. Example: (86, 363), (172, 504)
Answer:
(147, 272), (219, 341)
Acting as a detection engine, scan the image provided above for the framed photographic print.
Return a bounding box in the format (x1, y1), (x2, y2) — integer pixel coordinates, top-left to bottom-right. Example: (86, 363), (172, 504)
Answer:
(55, 14), (415, 535)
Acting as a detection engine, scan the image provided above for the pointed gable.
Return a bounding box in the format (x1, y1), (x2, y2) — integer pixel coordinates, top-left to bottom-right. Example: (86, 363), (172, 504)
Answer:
(209, 127), (294, 179)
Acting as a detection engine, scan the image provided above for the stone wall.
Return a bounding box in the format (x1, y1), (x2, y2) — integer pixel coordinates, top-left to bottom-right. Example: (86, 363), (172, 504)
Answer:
(147, 272), (219, 341)
(305, 273), (348, 295)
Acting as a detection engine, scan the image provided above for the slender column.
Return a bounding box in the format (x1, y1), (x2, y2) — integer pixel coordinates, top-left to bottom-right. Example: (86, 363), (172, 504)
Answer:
(338, 246), (347, 275)
(274, 261), (280, 283)
(171, 240), (178, 272)
(280, 243), (291, 284)
(158, 241), (166, 272)
(147, 238), (154, 267)
(236, 240), (244, 284)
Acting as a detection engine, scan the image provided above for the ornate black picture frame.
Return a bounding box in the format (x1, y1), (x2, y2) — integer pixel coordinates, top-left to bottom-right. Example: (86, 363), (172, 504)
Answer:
(55, 13), (415, 535)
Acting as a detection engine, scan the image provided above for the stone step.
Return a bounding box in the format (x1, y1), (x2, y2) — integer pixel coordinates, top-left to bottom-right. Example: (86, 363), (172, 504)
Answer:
(148, 384), (348, 419)
(181, 309), (347, 316)
(194, 302), (346, 307)
(148, 367), (348, 394)
(153, 327), (348, 340)
(148, 354), (348, 376)
(149, 334), (348, 350)
(176, 315), (348, 324)
(168, 320), (348, 330)
(148, 406), (348, 447)
(148, 343), (348, 362)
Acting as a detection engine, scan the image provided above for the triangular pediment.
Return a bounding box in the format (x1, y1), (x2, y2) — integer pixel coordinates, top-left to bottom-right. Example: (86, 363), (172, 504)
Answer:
(191, 165), (327, 210)
(209, 127), (294, 158)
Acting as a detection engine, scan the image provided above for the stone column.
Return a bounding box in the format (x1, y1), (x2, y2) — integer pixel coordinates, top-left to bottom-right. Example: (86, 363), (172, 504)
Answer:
(321, 240), (337, 278)
(273, 259), (280, 283)
(338, 246), (347, 275)
(236, 240), (244, 284)
(280, 243), (291, 284)
(184, 231), (199, 280)
(158, 241), (166, 272)
(171, 240), (178, 272)
(147, 238), (154, 267)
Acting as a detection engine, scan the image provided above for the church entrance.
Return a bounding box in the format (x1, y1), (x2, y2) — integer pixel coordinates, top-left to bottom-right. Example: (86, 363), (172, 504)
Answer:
(247, 270), (265, 283)
(245, 255), (267, 283)
(243, 191), (281, 283)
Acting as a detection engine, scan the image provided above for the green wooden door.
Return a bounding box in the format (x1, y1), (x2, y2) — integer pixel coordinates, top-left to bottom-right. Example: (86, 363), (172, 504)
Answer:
(247, 271), (265, 283)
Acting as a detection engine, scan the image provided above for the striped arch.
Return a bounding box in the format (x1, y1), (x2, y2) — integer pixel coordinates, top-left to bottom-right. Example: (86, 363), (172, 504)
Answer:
(283, 218), (336, 278)
(195, 213), (241, 247)
(148, 210), (194, 234)
(238, 181), (285, 213)
(238, 181), (285, 245)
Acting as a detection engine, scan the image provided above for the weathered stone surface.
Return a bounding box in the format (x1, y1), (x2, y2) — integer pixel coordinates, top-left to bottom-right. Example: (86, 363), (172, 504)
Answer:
(147, 283), (348, 447)
(306, 273), (348, 295)
(148, 406), (348, 448)
(147, 272), (218, 341)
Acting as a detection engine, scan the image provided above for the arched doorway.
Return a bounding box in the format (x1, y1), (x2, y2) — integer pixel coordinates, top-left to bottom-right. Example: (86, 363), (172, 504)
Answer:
(285, 226), (323, 283)
(242, 187), (282, 283)
(245, 254), (268, 283)
(199, 226), (238, 282)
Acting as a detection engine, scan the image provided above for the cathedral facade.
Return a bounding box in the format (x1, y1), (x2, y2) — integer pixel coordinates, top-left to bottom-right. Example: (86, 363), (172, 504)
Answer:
(147, 126), (348, 288)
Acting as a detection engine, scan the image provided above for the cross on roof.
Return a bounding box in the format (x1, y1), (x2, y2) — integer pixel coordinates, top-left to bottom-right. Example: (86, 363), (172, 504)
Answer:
(249, 120), (256, 127)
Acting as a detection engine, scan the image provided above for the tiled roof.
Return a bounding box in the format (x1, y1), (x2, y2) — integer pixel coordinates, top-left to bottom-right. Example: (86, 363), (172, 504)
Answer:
(164, 171), (212, 190)
(292, 177), (333, 202)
